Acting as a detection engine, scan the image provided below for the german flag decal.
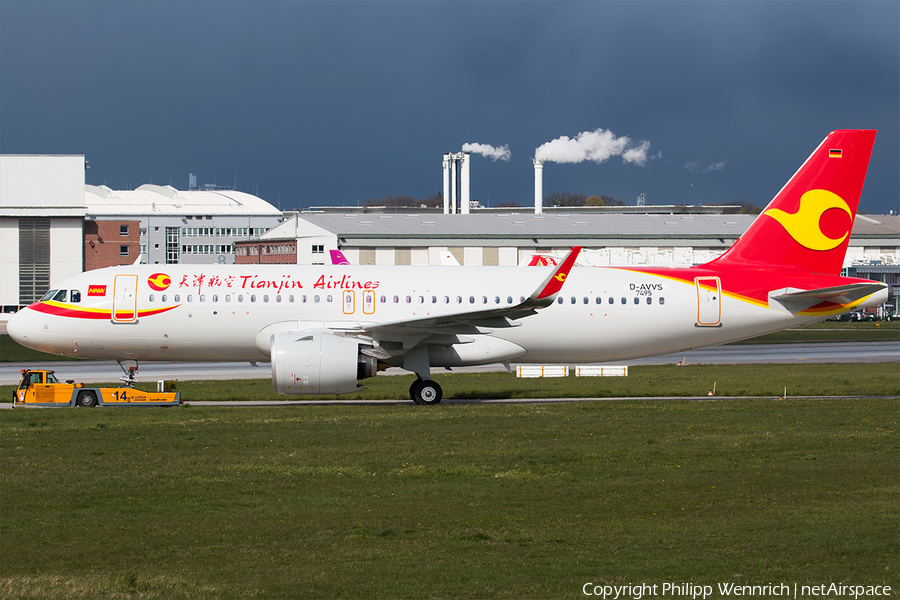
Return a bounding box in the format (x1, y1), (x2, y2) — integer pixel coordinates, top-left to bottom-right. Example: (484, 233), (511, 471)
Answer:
(88, 285), (107, 297)
(829, 149), (842, 158)
(148, 273), (172, 291)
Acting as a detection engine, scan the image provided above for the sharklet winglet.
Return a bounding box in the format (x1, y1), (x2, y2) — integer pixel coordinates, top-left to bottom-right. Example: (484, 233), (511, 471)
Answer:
(532, 246), (581, 302)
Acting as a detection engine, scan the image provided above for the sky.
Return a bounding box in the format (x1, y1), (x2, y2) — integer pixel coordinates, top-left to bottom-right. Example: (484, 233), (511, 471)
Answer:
(1, 1), (898, 214)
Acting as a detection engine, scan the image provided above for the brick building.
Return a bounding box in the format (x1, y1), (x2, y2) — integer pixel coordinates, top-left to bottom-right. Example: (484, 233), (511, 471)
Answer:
(83, 219), (141, 271)
(234, 240), (298, 264)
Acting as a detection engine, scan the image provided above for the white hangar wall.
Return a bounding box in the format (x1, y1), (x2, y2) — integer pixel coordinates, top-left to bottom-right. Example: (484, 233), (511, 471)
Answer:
(0, 155), (86, 306)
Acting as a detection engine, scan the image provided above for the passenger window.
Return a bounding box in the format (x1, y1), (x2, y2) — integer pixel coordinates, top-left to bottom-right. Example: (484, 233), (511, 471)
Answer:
(288, 295), (294, 303)
(583, 297), (589, 304)
(620, 297), (626, 305)
(250, 295), (256, 303)
(161, 294), (167, 302)
(393, 295), (399, 303)
(444, 296), (450, 303)
(188, 295), (194, 302)
(174, 294), (181, 302)
(302, 295), (307, 303)
(646, 297), (652, 305)
(314, 295), (320, 303)
(557, 297), (563, 304)
(469, 296), (475, 304)
(326, 295), (333, 303)
(431, 296), (437, 304)
(70, 290), (81, 303)
(457, 296), (463, 304)
(213, 295), (219, 302)
(418, 296), (424, 304)
(149, 294), (155, 302)
(225, 295), (231, 302)
(570, 297), (576, 304)
(633, 297), (639, 305)
(494, 296), (500, 304)
(660, 297), (666, 305)
(406, 296), (411, 303)
(608, 297), (614, 305)
(507, 296), (513, 304)
(381, 295), (387, 303)
(276, 295), (282, 303)
(482, 296), (487, 304)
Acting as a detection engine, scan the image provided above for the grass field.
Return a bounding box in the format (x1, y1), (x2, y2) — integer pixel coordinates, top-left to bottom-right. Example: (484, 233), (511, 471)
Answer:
(733, 320), (900, 344)
(2, 363), (900, 404)
(1, 398), (897, 599)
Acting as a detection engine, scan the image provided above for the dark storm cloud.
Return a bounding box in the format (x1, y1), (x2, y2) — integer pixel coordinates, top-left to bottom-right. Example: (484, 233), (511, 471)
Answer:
(1, 1), (897, 213)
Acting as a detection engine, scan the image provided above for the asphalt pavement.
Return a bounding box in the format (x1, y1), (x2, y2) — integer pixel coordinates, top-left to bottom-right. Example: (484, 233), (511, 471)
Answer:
(2, 341), (897, 386)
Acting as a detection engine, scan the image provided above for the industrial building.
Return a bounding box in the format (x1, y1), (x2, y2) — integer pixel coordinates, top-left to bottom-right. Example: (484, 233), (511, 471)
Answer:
(1, 155), (87, 307)
(4, 153), (899, 315)
(1, 155), (283, 310)
(84, 183), (283, 267)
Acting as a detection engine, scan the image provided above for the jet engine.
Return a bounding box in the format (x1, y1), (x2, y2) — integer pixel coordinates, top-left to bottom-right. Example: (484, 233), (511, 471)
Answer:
(271, 331), (377, 395)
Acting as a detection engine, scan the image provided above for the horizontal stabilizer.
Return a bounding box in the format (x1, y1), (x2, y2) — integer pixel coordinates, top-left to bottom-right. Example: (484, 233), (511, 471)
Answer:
(769, 282), (887, 313)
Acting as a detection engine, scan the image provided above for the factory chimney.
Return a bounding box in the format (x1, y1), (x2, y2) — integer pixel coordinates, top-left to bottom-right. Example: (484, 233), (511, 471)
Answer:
(460, 152), (470, 214)
(441, 152), (471, 214)
(533, 159), (543, 215)
(442, 154), (451, 214)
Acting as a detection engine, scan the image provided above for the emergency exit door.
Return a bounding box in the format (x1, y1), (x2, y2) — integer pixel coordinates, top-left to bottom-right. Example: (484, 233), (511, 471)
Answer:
(112, 274), (138, 323)
(695, 277), (722, 327)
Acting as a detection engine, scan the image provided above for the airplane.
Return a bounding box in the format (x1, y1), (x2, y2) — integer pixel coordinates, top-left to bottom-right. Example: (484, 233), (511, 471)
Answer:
(7, 130), (888, 405)
(329, 249), (351, 265)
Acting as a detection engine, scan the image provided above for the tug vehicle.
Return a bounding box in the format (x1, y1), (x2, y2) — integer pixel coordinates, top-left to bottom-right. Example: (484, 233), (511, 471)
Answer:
(12, 369), (181, 407)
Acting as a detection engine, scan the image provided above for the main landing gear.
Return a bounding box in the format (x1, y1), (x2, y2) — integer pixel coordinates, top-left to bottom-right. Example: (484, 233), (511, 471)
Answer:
(409, 378), (443, 405)
(403, 345), (443, 405)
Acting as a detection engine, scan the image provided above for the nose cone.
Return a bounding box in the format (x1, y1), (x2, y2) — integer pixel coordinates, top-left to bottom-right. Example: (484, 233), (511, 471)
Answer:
(7, 308), (36, 349)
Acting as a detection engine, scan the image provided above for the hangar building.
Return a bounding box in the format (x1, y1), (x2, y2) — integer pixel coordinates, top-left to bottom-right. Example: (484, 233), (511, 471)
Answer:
(1, 154), (283, 310)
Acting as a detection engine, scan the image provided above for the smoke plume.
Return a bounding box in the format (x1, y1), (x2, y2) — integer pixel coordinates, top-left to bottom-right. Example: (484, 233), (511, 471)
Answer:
(462, 142), (511, 161)
(535, 128), (652, 166)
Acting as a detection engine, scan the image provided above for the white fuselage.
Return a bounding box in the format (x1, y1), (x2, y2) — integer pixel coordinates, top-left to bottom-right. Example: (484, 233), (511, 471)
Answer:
(7, 263), (837, 366)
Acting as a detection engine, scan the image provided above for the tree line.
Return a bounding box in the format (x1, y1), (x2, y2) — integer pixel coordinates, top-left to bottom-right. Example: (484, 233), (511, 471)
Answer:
(362, 193), (761, 212)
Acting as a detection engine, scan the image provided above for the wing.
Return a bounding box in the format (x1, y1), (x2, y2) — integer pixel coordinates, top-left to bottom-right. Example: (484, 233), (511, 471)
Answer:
(325, 247), (581, 357)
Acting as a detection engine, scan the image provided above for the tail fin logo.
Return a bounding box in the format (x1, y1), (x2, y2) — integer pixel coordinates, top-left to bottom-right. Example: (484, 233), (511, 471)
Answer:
(763, 189), (852, 251)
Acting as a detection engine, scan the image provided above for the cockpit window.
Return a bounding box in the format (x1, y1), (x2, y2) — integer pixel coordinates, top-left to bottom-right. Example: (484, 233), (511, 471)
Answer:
(41, 290), (58, 302)
(53, 290), (68, 302)
(70, 290), (81, 303)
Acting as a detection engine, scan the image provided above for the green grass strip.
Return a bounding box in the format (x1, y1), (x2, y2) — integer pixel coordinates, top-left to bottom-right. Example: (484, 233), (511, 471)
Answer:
(1, 398), (897, 598)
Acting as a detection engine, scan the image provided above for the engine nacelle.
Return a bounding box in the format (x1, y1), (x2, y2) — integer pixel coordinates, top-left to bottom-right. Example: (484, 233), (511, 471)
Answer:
(271, 331), (376, 395)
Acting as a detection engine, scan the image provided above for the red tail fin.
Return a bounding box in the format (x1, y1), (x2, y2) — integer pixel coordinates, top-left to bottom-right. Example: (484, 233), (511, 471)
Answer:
(709, 130), (876, 275)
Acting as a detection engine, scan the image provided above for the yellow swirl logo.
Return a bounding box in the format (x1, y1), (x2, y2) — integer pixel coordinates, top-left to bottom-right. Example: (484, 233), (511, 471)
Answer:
(554, 273), (567, 283)
(763, 189), (852, 251)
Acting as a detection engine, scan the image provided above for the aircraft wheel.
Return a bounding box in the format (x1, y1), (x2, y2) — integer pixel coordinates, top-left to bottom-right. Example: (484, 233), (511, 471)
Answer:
(411, 379), (442, 406)
(77, 391), (98, 408)
(409, 380), (423, 405)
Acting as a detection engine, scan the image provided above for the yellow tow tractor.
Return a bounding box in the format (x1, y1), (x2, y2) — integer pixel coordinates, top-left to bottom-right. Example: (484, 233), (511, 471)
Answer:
(13, 369), (181, 408)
